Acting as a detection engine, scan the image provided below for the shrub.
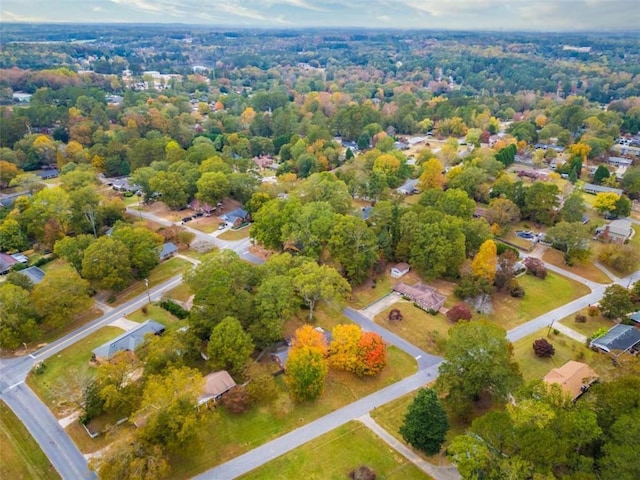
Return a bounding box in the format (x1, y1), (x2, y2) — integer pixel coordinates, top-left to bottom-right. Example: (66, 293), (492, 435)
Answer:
(388, 308), (403, 323)
(523, 257), (547, 279)
(159, 298), (189, 319)
(508, 279), (525, 298)
(533, 338), (555, 358)
(587, 306), (600, 317)
(349, 465), (376, 480)
(446, 303), (472, 323)
(574, 314), (587, 323)
(220, 386), (251, 414)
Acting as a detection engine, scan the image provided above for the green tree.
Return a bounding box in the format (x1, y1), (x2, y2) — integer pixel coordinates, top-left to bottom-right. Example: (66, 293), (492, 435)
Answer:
(135, 367), (204, 451)
(95, 437), (170, 480)
(328, 215), (378, 285)
(112, 224), (163, 279)
(285, 339), (328, 403)
(32, 265), (91, 328)
(82, 236), (131, 291)
(53, 234), (95, 272)
(435, 188), (476, 219)
(399, 388), (449, 455)
(561, 192), (586, 223)
(593, 165), (611, 184)
(546, 221), (591, 263)
(292, 261), (351, 321)
(599, 284), (634, 319)
(149, 171), (189, 210)
(621, 166), (640, 197)
(523, 182), (560, 225)
(485, 198), (521, 231)
(206, 316), (254, 376)
(196, 171), (231, 207)
(0, 283), (40, 349)
(437, 320), (521, 415)
(0, 217), (28, 252)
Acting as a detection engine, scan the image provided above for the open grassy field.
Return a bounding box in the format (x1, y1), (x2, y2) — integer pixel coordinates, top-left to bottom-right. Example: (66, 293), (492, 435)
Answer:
(169, 347), (417, 478)
(558, 308), (615, 338)
(126, 303), (183, 331)
(217, 226), (250, 241)
(482, 272), (591, 330)
(0, 401), (61, 480)
(165, 282), (193, 303)
(238, 421), (431, 480)
(511, 328), (618, 382)
(27, 326), (123, 417)
(542, 248), (611, 284)
(374, 301), (451, 355)
(109, 256), (190, 306)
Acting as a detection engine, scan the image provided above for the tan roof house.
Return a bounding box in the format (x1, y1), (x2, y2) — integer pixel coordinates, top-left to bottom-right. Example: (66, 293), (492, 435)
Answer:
(543, 360), (599, 401)
(392, 282), (447, 313)
(198, 371), (237, 405)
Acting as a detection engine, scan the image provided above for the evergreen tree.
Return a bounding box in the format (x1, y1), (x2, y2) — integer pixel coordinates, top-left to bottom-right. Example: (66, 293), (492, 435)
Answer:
(400, 388), (449, 455)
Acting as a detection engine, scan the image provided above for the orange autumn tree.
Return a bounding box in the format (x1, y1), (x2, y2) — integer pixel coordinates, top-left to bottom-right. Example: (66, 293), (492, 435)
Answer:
(355, 332), (387, 377)
(285, 325), (328, 402)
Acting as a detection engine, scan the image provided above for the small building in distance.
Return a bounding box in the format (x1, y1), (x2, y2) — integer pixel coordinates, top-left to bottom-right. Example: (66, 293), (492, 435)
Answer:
(390, 262), (411, 279)
(543, 360), (599, 401)
(583, 183), (623, 196)
(159, 242), (178, 261)
(92, 320), (165, 362)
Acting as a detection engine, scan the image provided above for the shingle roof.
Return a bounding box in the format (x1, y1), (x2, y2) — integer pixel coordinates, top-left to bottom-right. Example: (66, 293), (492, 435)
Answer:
(159, 242), (178, 259)
(543, 361), (598, 400)
(92, 320), (165, 360)
(590, 324), (640, 353)
(198, 371), (237, 404)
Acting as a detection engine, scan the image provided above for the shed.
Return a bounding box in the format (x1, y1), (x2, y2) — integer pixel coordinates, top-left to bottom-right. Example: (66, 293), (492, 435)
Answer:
(390, 262), (411, 279)
(543, 360), (599, 401)
(590, 324), (640, 355)
(92, 320), (165, 362)
(198, 371), (237, 405)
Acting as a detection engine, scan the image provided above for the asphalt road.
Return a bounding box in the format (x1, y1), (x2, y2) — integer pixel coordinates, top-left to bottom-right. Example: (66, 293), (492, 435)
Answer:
(3, 206), (638, 480)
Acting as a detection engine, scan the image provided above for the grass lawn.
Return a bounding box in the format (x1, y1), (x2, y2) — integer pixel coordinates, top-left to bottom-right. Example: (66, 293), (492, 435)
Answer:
(0, 401), (61, 480)
(165, 282), (193, 303)
(169, 347), (417, 478)
(351, 269), (424, 309)
(558, 309), (615, 338)
(542, 247), (611, 284)
(629, 225), (640, 250)
(126, 304), (183, 331)
(512, 328), (617, 382)
(482, 272), (590, 330)
(27, 327), (123, 417)
(217, 227), (250, 241)
(499, 230), (535, 251)
(239, 421), (431, 480)
(189, 221), (220, 234)
(182, 246), (217, 261)
(374, 301), (452, 355)
(109, 257), (190, 306)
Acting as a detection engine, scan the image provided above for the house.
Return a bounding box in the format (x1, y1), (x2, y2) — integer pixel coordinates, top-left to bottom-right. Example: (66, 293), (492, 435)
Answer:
(397, 178), (419, 195)
(394, 141), (409, 150)
(606, 156), (633, 167)
(188, 199), (214, 215)
(543, 360), (599, 401)
(159, 242), (178, 261)
(583, 183), (623, 196)
(590, 324), (640, 355)
(112, 178), (141, 194)
(91, 320), (165, 362)
(392, 282), (447, 313)
(198, 371), (237, 405)
(36, 169), (59, 180)
(221, 208), (250, 229)
(11, 253), (28, 264)
(390, 262), (411, 279)
(0, 253), (18, 274)
(595, 219), (633, 243)
(17, 266), (46, 285)
(628, 311), (640, 325)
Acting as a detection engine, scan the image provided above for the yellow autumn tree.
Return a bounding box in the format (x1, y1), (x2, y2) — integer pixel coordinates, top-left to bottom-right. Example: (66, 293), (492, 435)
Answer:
(593, 192), (620, 215)
(328, 324), (361, 372)
(419, 157), (445, 190)
(471, 239), (498, 284)
(569, 143), (591, 162)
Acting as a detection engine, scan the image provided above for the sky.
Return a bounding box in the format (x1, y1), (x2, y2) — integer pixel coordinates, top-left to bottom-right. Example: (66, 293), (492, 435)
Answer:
(1, 0), (639, 31)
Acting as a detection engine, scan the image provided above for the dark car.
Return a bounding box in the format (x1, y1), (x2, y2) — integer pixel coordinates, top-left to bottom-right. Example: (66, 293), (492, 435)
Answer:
(194, 212), (204, 218)
(181, 216), (192, 223)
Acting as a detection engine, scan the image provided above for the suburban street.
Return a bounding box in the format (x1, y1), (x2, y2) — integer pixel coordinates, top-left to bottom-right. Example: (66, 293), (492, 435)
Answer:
(1, 206), (638, 480)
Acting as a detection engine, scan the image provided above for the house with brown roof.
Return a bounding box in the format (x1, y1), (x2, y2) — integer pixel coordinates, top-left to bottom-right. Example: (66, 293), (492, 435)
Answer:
(390, 262), (411, 279)
(198, 371), (237, 405)
(543, 360), (599, 401)
(392, 282), (447, 313)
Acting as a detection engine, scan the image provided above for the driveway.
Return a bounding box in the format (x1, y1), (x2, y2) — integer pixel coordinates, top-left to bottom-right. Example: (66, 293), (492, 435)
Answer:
(360, 292), (403, 319)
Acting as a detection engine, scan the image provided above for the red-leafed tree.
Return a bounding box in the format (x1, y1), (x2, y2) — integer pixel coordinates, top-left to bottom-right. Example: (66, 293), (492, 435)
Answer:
(446, 304), (472, 323)
(532, 338), (555, 358)
(355, 332), (387, 376)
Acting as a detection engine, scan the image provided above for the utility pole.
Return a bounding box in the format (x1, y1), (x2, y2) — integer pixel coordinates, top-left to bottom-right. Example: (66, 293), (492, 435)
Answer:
(547, 319), (555, 337)
(144, 278), (151, 304)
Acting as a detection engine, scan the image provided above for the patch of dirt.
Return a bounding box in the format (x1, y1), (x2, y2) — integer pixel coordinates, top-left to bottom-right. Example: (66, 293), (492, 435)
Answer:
(249, 244), (273, 261)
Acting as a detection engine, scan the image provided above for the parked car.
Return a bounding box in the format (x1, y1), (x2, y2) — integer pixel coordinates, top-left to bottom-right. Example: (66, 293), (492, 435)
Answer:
(181, 216), (192, 223)
(194, 212), (204, 218)
(218, 223), (227, 230)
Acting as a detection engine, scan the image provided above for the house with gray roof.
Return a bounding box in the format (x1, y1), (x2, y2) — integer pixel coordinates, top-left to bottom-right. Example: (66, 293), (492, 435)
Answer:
(595, 219), (633, 243)
(92, 320), (165, 362)
(397, 178), (419, 195)
(583, 183), (623, 196)
(18, 266), (46, 285)
(590, 324), (640, 355)
(159, 242), (178, 260)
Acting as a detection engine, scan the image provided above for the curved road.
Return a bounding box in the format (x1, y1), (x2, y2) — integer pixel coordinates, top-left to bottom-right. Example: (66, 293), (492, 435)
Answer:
(2, 206), (638, 479)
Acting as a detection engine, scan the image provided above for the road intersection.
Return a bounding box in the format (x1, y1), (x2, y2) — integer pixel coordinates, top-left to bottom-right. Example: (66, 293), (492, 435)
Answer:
(1, 207), (637, 480)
